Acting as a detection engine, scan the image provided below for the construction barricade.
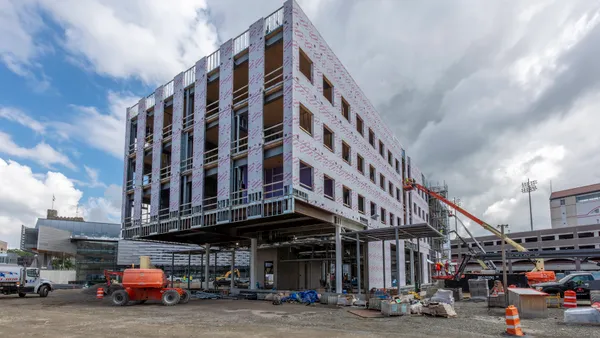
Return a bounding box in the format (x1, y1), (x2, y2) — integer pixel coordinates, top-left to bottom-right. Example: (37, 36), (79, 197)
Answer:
(563, 290), (577, 308)
(505, 305), (524, 336)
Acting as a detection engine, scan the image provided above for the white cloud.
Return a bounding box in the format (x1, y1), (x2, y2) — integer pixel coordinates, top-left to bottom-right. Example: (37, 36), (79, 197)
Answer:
(52, 91), (138, 158)
(0, 106), (46, 133)
(0, 158), (82, 247)
(71, 165), (107, 189)
(82, 184), (122, 224)
(0, 131), (74, 169)
(35, 0), (219, 85)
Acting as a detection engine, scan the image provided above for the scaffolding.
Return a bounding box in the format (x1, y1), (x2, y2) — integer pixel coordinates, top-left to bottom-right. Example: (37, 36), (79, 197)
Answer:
(428, 181), (451, 259)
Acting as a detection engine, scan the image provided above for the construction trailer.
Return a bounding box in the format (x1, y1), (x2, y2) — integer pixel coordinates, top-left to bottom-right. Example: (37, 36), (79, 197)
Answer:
(120, 0), (446, 292)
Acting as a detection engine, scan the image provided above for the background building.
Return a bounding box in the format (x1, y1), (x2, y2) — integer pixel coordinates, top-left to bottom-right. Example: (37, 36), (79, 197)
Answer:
(451, 223), (600, 273)
(0, 240), (7, 252)
(550, 183), (600, 228)
(120, 0), (444, 291)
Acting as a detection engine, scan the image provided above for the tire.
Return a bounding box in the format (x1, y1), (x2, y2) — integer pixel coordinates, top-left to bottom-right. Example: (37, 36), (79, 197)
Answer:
(112, 290), (129, 306)
(162, 290), (180, 306)
(107, 284), (124, 296)
(18, 293), (26, 298)
(38, 286), (49, 298)
(179, 290), (191, 304)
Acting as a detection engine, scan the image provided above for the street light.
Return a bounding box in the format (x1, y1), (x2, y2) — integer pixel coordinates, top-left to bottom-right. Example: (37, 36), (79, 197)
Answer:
(521, 179), (537, 231)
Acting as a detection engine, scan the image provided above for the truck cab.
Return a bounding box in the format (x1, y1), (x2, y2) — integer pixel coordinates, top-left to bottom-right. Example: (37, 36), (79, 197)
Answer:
(533, 272), (596, 299)
(0, 266), (53, 297)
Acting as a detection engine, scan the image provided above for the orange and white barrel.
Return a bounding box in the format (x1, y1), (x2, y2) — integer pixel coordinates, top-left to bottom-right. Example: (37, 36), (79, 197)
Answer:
(563, 290), (577, 308)
(96, 287), (104, 300)
(505, 305), (524, 336)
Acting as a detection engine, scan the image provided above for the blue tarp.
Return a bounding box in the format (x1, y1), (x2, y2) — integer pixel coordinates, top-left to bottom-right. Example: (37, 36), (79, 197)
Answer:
(280, 290), (319, 304)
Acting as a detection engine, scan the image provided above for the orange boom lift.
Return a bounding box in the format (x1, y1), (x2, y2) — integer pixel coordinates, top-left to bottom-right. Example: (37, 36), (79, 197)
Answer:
(403, 178), (555, 285)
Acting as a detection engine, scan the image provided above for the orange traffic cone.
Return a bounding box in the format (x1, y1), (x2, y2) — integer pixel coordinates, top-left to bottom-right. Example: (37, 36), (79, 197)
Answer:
(505, 305), (524, 336)
(96, 287), (104, 300)
(563, 290), (577, 308)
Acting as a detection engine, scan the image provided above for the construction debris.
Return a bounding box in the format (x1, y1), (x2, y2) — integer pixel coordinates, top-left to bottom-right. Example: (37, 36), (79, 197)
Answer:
(564, 307), (600, 325)
(421, 302), (457, 318)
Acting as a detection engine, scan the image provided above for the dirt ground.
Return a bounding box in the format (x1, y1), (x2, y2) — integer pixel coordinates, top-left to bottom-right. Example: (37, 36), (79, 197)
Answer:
(0, 290), (597, 337)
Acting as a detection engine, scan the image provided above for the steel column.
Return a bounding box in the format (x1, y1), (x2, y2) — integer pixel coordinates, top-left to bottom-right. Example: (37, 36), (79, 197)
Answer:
(335, 225), (342, 293)
(356, 233), (361, 294)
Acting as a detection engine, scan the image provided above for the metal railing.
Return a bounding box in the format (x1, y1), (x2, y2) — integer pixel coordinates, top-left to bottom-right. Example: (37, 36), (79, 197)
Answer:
(204, 148), (218, 165)
(146, 94), (155, 109)
(128, 142), (137, 153)
(265, 7), (284, 35)
(231, 189), (248, 206)
(160, 166), (171, 180)
(164, 80), (174, 98)
(142, 174), (152, 186)
(180, 157), (193, 172)
(203, 196), (217, 211)
(233, 85), (249, 106)
(264, 180), (285, 199)
(145, 133), (153, 147)
(184, 66), (195, 87)
(233, 30), (250, 55)
(123, 217), (132, 227)
(206, 50), (220, 73)
(183, 114), (194, 129)
(163, 124), (172, 138)
(264, 123), (283, 144)
(231, 136), (248, 154)
(141, 212), (151, 225)
(264, 66), (283, 91)
(159, 207), (170, 220)
(180, 203), (192, 217)
(206, 101), (219, 119)
(126, 179), (134, 191)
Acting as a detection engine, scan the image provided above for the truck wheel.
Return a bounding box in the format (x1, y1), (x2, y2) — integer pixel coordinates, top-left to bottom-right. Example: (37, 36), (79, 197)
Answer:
(179, 290), (191, 304)
(162, 290), (180, 306)
(107, 284), (124, 296)
(18, 293), (26, 298)
(38, 286), (49, 298)
(112, 290), (129, 306)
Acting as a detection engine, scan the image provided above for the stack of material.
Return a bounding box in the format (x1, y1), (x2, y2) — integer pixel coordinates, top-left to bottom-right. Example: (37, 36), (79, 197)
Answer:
(422, 303), (457, 318)
(368, 298), (384, 310)
(451, 288), (463, 301)
(590, 290), (600, 305)
(320, 292), (330, 304)
(430, 289), (454, 306)
(381, 300), (408, 317)
(564, 307), (600, 325)
(468, 279), (489, 301)
(336, 294), (356, 306)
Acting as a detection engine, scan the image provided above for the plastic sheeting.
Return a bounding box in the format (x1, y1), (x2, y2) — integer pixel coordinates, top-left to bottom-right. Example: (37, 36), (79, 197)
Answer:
(280, 290), (319, 304)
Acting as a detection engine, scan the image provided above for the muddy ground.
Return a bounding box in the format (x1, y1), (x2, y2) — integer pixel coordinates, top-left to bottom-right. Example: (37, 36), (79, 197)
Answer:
(0, 290), (597, 337)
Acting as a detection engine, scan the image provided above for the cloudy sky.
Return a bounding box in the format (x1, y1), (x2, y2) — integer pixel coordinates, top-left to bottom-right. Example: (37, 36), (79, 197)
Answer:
(1, 0), (599, 247)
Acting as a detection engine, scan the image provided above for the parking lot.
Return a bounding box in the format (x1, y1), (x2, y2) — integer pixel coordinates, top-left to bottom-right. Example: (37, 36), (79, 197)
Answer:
(0, 290), (598, 337)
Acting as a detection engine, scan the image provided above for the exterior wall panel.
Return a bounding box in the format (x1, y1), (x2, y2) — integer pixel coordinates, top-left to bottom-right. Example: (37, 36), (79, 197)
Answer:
(133, 100), (147, 222)
(170, 74), (185, 212)
(121, 108), (132, 223)
(217, 40), (234, 203)
(192, 58), (207, 208)
(150, 87), (164, 217)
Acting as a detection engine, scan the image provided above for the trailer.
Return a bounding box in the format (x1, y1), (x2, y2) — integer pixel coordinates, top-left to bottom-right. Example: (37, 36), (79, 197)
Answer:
(0, 265), (53, 298)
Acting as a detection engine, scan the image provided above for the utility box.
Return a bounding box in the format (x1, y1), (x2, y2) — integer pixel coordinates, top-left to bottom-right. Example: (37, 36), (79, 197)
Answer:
(508, 288), (548, 319)
(122, 269), (166, 288)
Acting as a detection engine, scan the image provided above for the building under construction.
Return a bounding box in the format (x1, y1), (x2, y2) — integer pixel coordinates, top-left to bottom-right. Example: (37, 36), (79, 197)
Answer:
(120, 0), (446, 292)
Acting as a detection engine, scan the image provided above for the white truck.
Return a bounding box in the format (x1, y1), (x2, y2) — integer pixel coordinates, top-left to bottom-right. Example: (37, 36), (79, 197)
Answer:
(0, 265), (53, 298)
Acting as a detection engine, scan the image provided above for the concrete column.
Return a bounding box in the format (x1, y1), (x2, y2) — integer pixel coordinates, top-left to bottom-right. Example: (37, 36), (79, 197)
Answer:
(508, 259), (513, 273)
(205, 244), (210, 289)
(250, 238), (257, 289)
(169, 73), (185, 213)
(335, 225), (342, 293)
(150, 86), (165, 218)
(356, 234), (361, 294)
(395, 228), (401, 287)
(575, 258), (581, 270)
(230, 249), (236, 290)
(217, 40), (234, 203)
(409, 247), (415, 286)
(247, 19), (265, 203)
(191, 58), (207, 210)
(382, 240), (386, 289)
(281, 0), (295, 190)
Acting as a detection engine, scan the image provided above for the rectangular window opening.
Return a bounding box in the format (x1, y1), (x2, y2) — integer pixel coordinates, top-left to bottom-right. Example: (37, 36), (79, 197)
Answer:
(323, 125), (334, 151)
(299, 49), (313, 83)
(357, 154), (364, 174)
(324, 175), (335, 200)
(299, 161), (313, 190)
(356, 115), (364, 136)
(323, 76), (334, 105)
(342, 141), (351, 164)
(300, 104), (313, 135)
(343, 186), (351, 207)
(341, 97), (350, 120)
(358, 195), (365, 214)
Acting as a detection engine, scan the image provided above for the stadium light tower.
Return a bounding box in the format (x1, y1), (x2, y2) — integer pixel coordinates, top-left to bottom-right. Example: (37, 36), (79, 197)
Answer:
(521, 179), (537, 231)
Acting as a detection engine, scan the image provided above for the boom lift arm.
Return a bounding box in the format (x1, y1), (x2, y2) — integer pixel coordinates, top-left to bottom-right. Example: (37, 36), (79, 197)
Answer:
(403, 178), (545, 272)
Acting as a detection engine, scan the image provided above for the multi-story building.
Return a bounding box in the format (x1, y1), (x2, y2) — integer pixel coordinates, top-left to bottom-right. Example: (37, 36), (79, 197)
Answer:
(451, 223), (600, 273)
(0, 239), (7, 252)
(121, 0), (443, 291)
(550, 183), (600, 228)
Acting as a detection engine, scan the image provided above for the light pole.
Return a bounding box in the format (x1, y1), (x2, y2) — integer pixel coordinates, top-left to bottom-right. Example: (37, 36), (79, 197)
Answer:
(521, 179), (537, 231)
(497, 224), (509, 307)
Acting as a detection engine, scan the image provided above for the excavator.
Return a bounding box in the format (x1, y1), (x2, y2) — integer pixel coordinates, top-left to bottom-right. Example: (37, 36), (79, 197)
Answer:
(214, 269), (241, 287)
(403, 178), (556, 285)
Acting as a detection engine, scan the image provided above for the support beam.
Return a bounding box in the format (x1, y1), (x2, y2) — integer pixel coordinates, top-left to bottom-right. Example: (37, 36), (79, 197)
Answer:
(356, 233), (361, 294)
(410, 247), (415, 287)
(250, 238), (257, 290)
(395, 227), (400, 288)
(187, 251), (191, 289)
(171, 252), (175, 288)
(230, 249), (236, 291)
(335, 225), (342, 293)
(205, 244), (210, 289)
(382, 240), (386, 289)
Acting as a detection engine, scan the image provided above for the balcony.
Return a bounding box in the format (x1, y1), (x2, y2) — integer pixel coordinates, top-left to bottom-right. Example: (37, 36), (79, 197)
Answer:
(203, 196), (217, 211)
(145, 133), (153, 148)
(160, 166), (171, 180)
(158, 207), (170, 221)
(180, 157), (193, 172)
(142, 174), (152, 186)
(163, 124), (172, 139)
(126, 179), (134, 191)
(123, 217), (132, 228)
(141, 212), (151, 225)
(264, 180), (285, 199)
(128, 142), (137, 154)
(204, 148), (218, 165)
(264, 66), (283, 93)
(183, 115), (194, 130)
(180, 202), (192, 217)
(231, 137), (248, 155)
(233, 85), (249, 108)
(264, 123), (283, 145)
(231, 189), (248, 206)
(206, 101), (219, 120)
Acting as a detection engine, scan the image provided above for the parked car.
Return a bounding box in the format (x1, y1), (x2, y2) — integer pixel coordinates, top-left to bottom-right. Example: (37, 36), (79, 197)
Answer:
(532, 272), (597, 299)
(167, 276), (182, 282)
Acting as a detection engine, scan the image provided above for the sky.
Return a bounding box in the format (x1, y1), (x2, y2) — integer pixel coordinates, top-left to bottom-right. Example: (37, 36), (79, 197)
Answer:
(1, 0), (599, 248)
